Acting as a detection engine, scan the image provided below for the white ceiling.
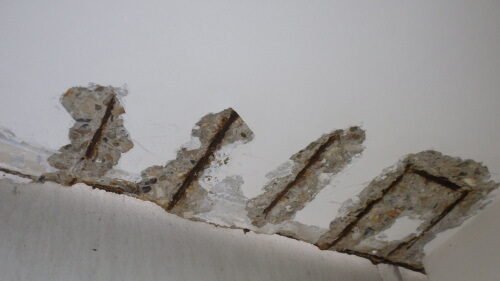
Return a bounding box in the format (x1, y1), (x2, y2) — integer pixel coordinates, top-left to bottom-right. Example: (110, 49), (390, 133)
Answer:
(1, 0), (499, 228)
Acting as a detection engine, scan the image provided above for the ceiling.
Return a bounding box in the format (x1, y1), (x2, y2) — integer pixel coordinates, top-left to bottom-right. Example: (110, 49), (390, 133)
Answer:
(1, 0), (499, 232)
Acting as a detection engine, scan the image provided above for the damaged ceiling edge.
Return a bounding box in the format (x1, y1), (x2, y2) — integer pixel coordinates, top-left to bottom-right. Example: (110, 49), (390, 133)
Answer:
(0, 84), (497, 274)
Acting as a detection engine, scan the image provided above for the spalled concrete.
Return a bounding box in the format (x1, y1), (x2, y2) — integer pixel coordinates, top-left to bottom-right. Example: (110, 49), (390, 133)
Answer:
(45, 85), (133, 186)
(247, 127), (365, 227)
(317, 151), (498, 272)
(137, 108), (254, 216)
(0, 85), (497, 276)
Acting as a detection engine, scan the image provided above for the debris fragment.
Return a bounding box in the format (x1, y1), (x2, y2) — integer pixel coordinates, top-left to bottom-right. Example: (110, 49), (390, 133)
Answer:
(247, 127), (365, 227)
(316, 150), (498, 272)
(138, 108), (254, 217)
(46, 85), (133, 184)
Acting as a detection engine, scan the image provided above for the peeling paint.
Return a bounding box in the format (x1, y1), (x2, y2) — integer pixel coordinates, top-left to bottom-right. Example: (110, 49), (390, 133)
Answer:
(0, 127), (56, 177)
(194, 175), (251, 227)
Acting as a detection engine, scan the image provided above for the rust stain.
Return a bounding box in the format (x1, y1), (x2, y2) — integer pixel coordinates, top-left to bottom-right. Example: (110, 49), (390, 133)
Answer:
(263, 134), (339, 217)
(412, 169), (462, 191)
(317, 170), (407, 250)
(167, 109), (240, 210)
(84, 96), (116, 160)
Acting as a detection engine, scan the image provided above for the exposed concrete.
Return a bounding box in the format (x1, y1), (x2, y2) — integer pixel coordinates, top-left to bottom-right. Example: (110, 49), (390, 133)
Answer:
(0, 92), (335, 247)
(45, 85), (134, 187)
(247, 127), (365, 227)
(317, 151), (498, 272)
(137, 108), (254, 216)
(1, 125), (138, 193)
(1, 86), (498, 276)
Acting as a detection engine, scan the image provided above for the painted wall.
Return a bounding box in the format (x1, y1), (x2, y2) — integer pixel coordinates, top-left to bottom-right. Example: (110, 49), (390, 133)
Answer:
(0, 179), (380, 281)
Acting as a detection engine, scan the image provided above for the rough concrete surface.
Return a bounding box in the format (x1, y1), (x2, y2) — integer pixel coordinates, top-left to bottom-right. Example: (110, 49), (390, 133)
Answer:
(247, 127), (365, 227)
(137, 108), (254, 216)
(317, 151), (498, 272)
(46, 85), (133, 185)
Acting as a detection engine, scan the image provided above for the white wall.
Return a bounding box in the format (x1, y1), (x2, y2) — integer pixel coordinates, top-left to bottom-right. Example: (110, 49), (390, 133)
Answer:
(0, 179), (380, 281)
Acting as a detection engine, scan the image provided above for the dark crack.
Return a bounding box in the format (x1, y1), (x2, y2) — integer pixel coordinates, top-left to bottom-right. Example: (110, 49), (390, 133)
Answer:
(84, 95), (116, 160)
